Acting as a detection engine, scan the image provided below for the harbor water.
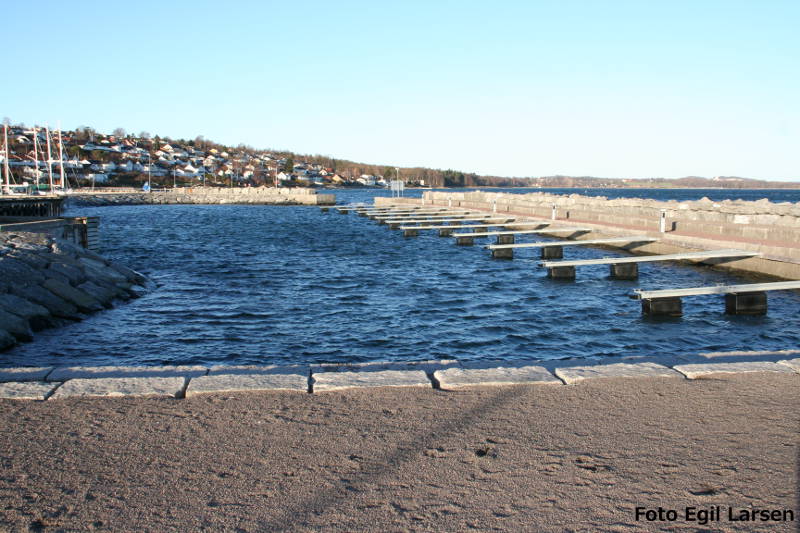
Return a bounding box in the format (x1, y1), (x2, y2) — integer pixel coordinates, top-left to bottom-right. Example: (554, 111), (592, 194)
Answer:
(2, 188), (799, 368)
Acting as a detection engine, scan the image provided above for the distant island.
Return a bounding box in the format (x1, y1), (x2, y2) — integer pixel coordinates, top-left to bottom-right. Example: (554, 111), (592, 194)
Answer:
(2, 120), (798, 190)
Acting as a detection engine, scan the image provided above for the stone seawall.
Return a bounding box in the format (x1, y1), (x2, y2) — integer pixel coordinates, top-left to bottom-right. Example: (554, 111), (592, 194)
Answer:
(375, 191), (800, 279)
(69, 187), (336, 206)
(0, 232), (147, 351)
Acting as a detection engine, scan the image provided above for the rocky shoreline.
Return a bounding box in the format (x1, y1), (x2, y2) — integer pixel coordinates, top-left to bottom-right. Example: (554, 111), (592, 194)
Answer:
(68, 187), (335, 206)
(0, 232), (147, 351)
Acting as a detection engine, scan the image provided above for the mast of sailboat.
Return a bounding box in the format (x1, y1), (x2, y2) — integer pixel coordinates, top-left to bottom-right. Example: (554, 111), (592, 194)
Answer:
(57, 124), (66, 191)
(45, 125), (54, 192)
(3, 124), (10, 194)
(32, 126), (40, 190)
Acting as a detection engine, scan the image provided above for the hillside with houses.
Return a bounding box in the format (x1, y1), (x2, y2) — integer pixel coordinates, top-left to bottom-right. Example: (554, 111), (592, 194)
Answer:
(1, 123), (797, 190)
(0, 126), (411, 190)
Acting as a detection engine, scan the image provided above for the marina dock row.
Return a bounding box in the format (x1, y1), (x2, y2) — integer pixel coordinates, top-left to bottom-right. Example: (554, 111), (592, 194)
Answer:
(329, 200), (800, 317)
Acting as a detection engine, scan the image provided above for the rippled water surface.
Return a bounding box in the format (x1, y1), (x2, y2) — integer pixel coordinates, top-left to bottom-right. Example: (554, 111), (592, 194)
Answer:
(3, 189), (799, 367)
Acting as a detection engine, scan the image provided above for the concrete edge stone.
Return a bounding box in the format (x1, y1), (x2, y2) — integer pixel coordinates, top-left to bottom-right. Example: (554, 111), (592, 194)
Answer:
(312, 369), (432, 392)
(208, 364), (309, 376)
(777, 358), (800, 374)
(186, 374), (309, 396)
(434, 365), (561, 389)
(555, 362), (682, 385)
(0, 381), (59, 400)
(672, 361), (796, 380)
(0, 367), (54, 383)
(48, 365), (209, 382)
(49, 376), (186, 399)
(311, 359), (460, 374)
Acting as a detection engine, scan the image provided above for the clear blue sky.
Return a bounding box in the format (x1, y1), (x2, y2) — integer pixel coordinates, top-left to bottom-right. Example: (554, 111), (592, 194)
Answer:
(3, 1), (798, 180)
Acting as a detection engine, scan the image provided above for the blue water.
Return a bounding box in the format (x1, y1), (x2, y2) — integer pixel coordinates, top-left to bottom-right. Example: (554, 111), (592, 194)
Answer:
(2, 188), (799, 368)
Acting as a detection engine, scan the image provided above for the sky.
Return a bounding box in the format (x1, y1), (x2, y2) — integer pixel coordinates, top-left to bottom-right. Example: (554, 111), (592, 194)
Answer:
(3, 0), (798, 180)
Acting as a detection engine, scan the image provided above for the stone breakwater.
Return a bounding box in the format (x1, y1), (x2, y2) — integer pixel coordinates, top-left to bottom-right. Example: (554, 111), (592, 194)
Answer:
(378, 191), (800, 279)
(0, 232), (147, 351)
(69, 186), (336, 206)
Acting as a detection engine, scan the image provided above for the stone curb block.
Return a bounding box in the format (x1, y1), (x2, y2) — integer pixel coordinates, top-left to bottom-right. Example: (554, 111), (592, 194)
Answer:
(0, 367), (53, 382)
(48, 365), (208, 382)
(186, 373), (309, 396)
(312, 369), (431, 392)
(672, 361), (796, 379)
(777, 358), (800, 374)
(434, 365), (561, 389)
(208, 364), (308, 376)
(311, 359), (459, 374)
(0, 381), (58, 400)
(49, 377), (186, 398)
(555, 362), (682, 385)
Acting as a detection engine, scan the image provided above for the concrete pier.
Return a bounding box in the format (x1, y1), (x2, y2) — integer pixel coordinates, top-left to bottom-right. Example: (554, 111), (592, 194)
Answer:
(540, 245), (563, 259)
(609, 262), (639, 279)
(642, 297), (683, 317)
(725, 291), (768, 315)
(491, 247), (514, 259)
(547, 265), (576, 279)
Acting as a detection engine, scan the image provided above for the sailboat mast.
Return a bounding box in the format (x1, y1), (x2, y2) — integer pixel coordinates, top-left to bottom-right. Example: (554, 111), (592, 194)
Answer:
(57, 126), (66, 190)
(3, 124), (10, 194)
(32, 126), (40, 189)
(45, 126), (54, 191)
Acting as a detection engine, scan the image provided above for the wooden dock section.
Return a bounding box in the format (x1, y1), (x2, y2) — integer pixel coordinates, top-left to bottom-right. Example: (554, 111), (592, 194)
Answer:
(540, 249), (761, 280)
(486, 236), (657, 259)
(631, 280), (800, 316)
(0, 196), (64, 217)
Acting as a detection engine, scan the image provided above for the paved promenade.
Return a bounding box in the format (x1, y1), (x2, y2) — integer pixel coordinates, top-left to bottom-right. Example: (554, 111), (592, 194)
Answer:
(0, 369), (796, 532)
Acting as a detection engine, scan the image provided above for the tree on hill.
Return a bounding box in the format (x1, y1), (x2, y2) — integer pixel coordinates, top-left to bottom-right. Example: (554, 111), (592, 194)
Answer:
(112, 127), (126, 138)
(283, 156), (294, 173)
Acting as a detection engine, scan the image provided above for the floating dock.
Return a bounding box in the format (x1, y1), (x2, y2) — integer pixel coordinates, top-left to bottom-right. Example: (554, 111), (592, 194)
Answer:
(631, 280), (800, 316)
(486, 236), (657, 259)
(540, 249), (761, 280)
(451, 226), (588, 246)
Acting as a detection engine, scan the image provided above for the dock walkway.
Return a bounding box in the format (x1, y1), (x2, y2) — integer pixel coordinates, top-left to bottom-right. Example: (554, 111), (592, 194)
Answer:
(540, 249), (760, 279)
(631, 280), (800, 316)
(486, 236), (657, 259)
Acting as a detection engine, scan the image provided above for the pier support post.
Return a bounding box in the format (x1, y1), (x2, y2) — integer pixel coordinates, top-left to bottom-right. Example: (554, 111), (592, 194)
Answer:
(642, 297), (683, 317)
(456, 236), (474, 245)
(339, 209), (349, 215)
(389, 222), (404, 229)
(541, 246), (563, 259)
(491, 248), (514, 259)
(403, 228), (419, 237)
(548, 265), (576, 280)
(725, 292), (767, 315)
(610, 263), (638, 280)
(496, 234), (515, 245)
(438, 228), (453, 237)
(320, 207), (329, 213)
